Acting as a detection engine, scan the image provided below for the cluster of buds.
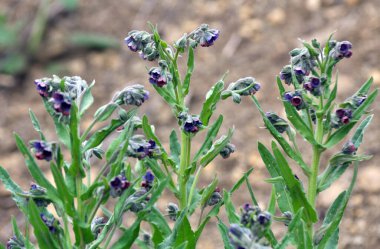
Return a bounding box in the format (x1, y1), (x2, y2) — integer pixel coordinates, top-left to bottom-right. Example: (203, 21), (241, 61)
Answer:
(109, 174), (130, 198)
(148, 60), (172, 87)
(27, 183), (51, 207)
(166, 202), (179, 221)
(342, 140), (357, 155)
(40, 213), (60, 233)
(331, 108), (352, 128)
(290, 48), (316, 76)
(34, 76), (89, 117)
(283, 90), (307, 110)
(141, 171), (155, 191)
(219, 143), (236, 159)
(303, 76), (322, 96)
(265, 112), (289, 134)
(189, 24), (220, 47)
(124, 30), (159, 61)
(178, 113), (203, 134)
(115, 84), (149, 107)
(91, 217), (106, 239)
(207, 187), (222, 206)
(127, 135), (160, 159)
(229, 204), (272, 249)
(222, 77), (261, 104)
(30, 140), (53, 161)
(330, 41), (353, 60)
(342, 93), (367, 109)
(6, 235), (25, 249)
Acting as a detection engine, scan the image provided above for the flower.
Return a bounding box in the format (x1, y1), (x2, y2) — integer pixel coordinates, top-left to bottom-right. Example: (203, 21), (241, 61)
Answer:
(128, 135), (161, 159)
(124, 30), (159, 61)
(31, 141), (53, 161)
(117, 84), (149, 106)
(342, 141), (357, 155)
(109, 174), (130, 198)
(51, 92), (72, 116)
(141, 171), (155, 191)
(6, 235), (25, 249)
(220, 143), (236, 159)
(191, 24), (219, 47)
(303, 76), (321, 96)
(331, 108), (352, 128)
(207, 187), (222, 206)
(331, 41), (352, 60)
(28, 183), (51, 207)
(34, 79), (51, 97)
(166, 202), (179, 221)
(265, 112), (289, 133)
(148, 61), (172, 87)
(180, 114), (203, 134)
(283, 91), (306, 110)
(279, 65), (293, 85)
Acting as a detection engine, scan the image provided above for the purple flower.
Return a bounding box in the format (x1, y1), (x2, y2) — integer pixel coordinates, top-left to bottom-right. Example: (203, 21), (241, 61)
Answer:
(31, 141), (53, 161)
(279, 65), (293, 85)
(52, 92), (71, 116)
(342, 141), (357, 155)
(34, 79), (51, 97)
(257, 212), (271, 226)
(332, 108), (352, 128)
(283, 92), (293, 102)
(207, 187), (222, 206)
(331, 41), (353, 60)
(183, 115), (202, 134)
(129, 137), (160, 160)
(191, 24), (220, 48)
(294, 66), (307, 76)
(110, 175), (130, 198)
(141, 171), (155, 190)
(283, 91), (306, 110)
(118, 84), (149, 107)
(148, 64), (172, 87)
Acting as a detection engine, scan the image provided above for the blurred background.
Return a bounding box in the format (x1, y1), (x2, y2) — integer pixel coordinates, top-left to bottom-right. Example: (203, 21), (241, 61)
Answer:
(0, 0), (379, 248)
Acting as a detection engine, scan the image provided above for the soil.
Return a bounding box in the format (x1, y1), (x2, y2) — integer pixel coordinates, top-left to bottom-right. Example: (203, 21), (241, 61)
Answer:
(1, 0), (380, 248)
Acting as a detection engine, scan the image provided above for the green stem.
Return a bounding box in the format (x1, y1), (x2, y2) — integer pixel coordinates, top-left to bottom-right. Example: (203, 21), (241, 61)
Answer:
(62, 212), (73, 249)
(187, 166), (203, 207)
(76, 175), (85, 248)
(179, 132), (191, 209)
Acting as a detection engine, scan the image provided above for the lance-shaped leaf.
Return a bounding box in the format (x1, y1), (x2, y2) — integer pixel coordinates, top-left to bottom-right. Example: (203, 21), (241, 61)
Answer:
(93, 103), (118, 122)
(223, 190), (240, 224)
(0, 166), (26, 212)
(217, 217), (234, 249)
(169, 130), (181, 165)
(276, 77), (320, 147)
(110, 218), (142, 249)
(252, 96), (311, 176)
(200, 128), (234, 167)
(182, 46), (194, 96)
(199, 77), (225, 126)
(271, 142), (317, 223)
(79, 81), (95, 117)
(29, 109), (45, 140)
(68, 103), (83, 176)
(146, 207), (172, 246)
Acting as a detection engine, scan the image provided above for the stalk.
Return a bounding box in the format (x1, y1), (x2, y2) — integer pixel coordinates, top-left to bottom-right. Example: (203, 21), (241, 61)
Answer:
(76, 175), (85, 248)
(179, 132), (191, 209)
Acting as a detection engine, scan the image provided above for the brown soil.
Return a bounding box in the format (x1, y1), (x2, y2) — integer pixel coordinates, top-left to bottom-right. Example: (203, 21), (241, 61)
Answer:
(1, 0), (380, 248)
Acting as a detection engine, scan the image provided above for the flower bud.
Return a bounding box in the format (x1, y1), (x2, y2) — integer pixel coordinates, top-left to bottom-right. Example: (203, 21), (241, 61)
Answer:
(34, 79), (52, 97)
(331, 41), (352, 60)
(342, 141), (357, 155)
(109, 174), (130, 198)
(166, 202), (179, 221)
(40, 213), (59, 233)
(30, 141), (53, 161)
(279, 65), (293, 85)
(6, 235), (25, 249)
(91, 217), (106, 239)
(128, 135), (161, 159)
(207, 188), (222, 206)
(124, 30), (151, 52)
(191, 24), (219, 47)
(219, 143), (236, 159)
(331, 108), (352, 128)
(265, 112), (288, 133)
(116, 84), (149, 107)
(51, 92), (72, 116)
(228, 224), (253, 249)
(175, 33), (188, 51)
(178, 113), (203, 134)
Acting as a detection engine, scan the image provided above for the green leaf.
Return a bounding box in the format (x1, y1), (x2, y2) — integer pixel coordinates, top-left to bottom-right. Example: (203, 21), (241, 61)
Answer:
(146, 207), (171, 246)
(323, 122), (356, 149)
(27, 201), (60, 249)
(84, 108), (137, 151)
(276, 77), (319, 147)
(153, 84), (177, 107)
(322, 81), (337, 114)
(110, 218), (142, 249)
(271, 142), (317, 223)
(223, 190), (240, 224)
(252, 96), (311, 176)
(217, 217), (234, 249)
(200, 128), (234, 167)
(0, 166), (26, 212)
(352, 89), (378, 120)
(355, 77), (373, 96)
(275, 208), (304, 249)
(245, 177), (259, 206)
(268, 187), (276, 214)
(258, 143), (293, 213)
(199, 78), (225, 126)
(29, 109), (45, 140)
(193, 115), (223, 163)
(182, 46), (194, 96)
(169, 130), (181, 164)
(79, 81), (95, 117)
(68, 103), (84, 176)
(93, 103), (118, 122)
(200, 177), (219, 208)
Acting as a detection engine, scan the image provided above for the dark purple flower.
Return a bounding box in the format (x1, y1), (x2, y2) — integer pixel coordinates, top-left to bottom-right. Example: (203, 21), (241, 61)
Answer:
(291, 96), (303, 107)
(257, 212), (271, 226)
(110, 175), (130, 198)
(331, 41), (353, 60)
(279, 65), (293, 85)
(294, 66), (307, 76)
(332, 108), (352, 128)
(310, 77), (320, 87)
(52, 92), (71, 116)
(200, 29), (219, 47)
(207, 187), (222, 206)
(141, 171), (155, 190)
(342, 141), (357, 155)
(283, 92), (293, 102)
(303, 82), (313, 91)
(34, 80), (51, 97)
(125, 36), (139, 52)
(31, 141), (53, 161)
(148, 67), (171, 87)
(183, 116), (202, 133)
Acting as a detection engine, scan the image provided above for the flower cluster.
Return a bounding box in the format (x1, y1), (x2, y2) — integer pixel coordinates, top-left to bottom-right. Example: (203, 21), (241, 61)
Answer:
(190, 24), (220, 47)
(124, 30), (159, 61)
(229, 204), (272, 249)
(178, 113), (203, 134)
(222, 77), (261, 104)
(283, 90), (307, 110)
(207, 187), (222, 206)
(265, 112), (289, 133)
(289, 47), (317, 77)
(127, 135), (160, 159)
(331, 108), (352, 128)
(27, 183), (51, 207)
(52, 92), (71, 116)
(109, 174), (130, 198)
(6, 235), (25, 249)
(115, 84), (149, 107)
(303, 76), (322, 96)
(219, 143), (236, 159)
(148, 60), (172, 87)
(30, 140), (53, 161)
(330, 41), (353, 60)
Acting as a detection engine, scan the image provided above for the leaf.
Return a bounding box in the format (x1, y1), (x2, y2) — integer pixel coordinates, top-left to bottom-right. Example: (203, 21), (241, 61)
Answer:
(29, 109), (45, 140)
(152, 84), (177, 107)
(193, 115), (223, 163)
(110, 218), (142, 249)
(217, 217), (234, 249)
(84, 108), (137, 151)
(199, 79), (225, 126)
(223, 190), (240, 224)
(355, 77), (373, 96)
(258, 143), (293, 213)
(27, 201), (60, 249)
(68, 103), (84, 176)
(268, 187), (276, 214)
(200, 128), (234, 167)
(0, 166), (26, 212)
(275, 208), (304, 249)
(182, 46), (194, 96)
(245, 177), (259, 206)
(251, 96), (311, 176)
(322, 82), (337, 114)
(79, 81), (95, 117)
(146, 208), (171, 246)
(276, 77), (319, 147)
(351, 114), (373, 148)
(169, 130), (181, 164)
(93, 103), (118, 122)
(271, 142), (317, 223)
(199, 177), (219, 208)
(323, 122), (356, 149)
(352, 89), (378, 120)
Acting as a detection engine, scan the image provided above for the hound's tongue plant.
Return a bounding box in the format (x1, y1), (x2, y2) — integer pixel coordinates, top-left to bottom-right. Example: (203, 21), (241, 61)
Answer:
(0, 23), (377, 249)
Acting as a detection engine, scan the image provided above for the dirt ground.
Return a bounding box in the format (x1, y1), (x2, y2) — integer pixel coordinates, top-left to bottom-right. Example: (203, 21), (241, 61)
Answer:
(1, 0), (380, 248)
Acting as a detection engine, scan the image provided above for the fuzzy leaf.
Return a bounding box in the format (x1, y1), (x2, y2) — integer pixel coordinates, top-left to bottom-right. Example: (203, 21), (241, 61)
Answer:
(29, 109), (45, 140)
(200, 128), (234, 167)
(199, 78), (225, 126)
(182, 46), (194, 96)
(217, 217), (234, 249)
(169, 130), (181, 165)
(79, 81), (95, 117)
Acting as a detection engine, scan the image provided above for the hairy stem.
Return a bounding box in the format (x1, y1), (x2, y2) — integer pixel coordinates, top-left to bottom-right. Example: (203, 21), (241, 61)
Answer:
(179, 132), (191, 209)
